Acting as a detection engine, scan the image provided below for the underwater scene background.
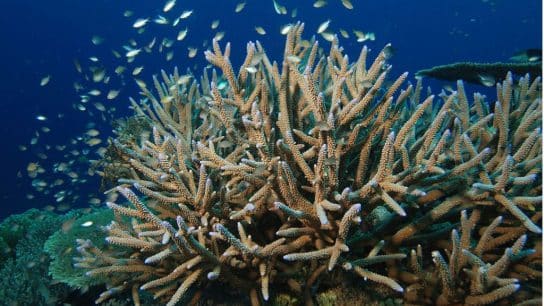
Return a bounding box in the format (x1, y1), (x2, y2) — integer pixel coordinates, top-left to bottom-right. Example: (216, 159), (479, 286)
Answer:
(0, 0), (541, 305)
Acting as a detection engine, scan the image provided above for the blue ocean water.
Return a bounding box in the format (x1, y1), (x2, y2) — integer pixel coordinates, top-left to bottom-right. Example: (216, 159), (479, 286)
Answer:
(0, 0), (541, 219)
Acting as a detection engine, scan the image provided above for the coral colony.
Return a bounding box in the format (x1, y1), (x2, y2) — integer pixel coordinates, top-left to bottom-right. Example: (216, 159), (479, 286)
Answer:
(73, 24), (541, 305)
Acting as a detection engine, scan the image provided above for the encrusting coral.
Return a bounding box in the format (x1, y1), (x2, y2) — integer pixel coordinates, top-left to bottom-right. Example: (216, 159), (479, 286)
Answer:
(74, 23), (542, 305)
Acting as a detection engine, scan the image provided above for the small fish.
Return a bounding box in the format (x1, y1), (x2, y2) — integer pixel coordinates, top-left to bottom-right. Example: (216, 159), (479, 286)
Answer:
(339, 29), (349, 38)
(126, 48), (142, 58)
(32, 179), (47, 187)
(177, 28), (188, 41)
(40, 75), (51, 86)
(154, 15), (169, 25)
(478, 74), (495, 87)
(162, 38), (174, 48)
(235, 2), (246, 13)
(510, 49), (542, 63)
(86, 129), (100, 137)
(81, 220), (94, 227)
(96, 147), (107, 157)
(161, 96), (174, 104)
(273, 0), (285, 14)
(172, 17), (181, 27)
(313, 0), (327, 8)
(86, 138), (102, 146)
(211, 20), (220, 29)
(443, 85), (455, 93)
(133, 18), (149, 29)
(255, 26), (266, 35)
(280, 24), (292, 35)
(317, 20), (330, 34)
(353, 30), (365, 40)
(286, 55), (301, 64)
(320, 31), (335, 42)
(56, 162), (68, 171)
(361, 80), (373, 89)
(365, 32), (376, 41)
(187, 47), (198, 58)
(123, 10), (133, 17)
(382, 44), (395, 59)
(62, 218), (76, 233)
(217, 80), (228, 90)
(36, 115), (47, 121)
(354, 30), (375, 42)
(73, 59), (82, 73)
(114, 65), (126, 74)
(44, 205), (55, 212)
(179, 10), (193, 19)
(163, 0), (176, 12)
(245, 66), (258, 74)
(93, 102), (106, 111)
(73, 82), (83, 92)
(88, 89), (101, 96)
(132, 66), (144, 76)
(166, 51), (174, 61)
(91, 68), (105, 82)
(341, 0), (353, 9)
(135, 78), (147, 89)
(147, 37), (157, 49)
(177, 74), (192, 85)
(27, 162), (39, 173)
(214, 31), (225, 41)
(91, 35), (104, 45)
(315, 121), (331, 131)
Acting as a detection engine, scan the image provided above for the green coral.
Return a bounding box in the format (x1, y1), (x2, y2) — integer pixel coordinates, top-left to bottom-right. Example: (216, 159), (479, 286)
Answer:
(0, 209), (72, 305)
(44, 207), (115, 289)
(0, 209), (46, 265)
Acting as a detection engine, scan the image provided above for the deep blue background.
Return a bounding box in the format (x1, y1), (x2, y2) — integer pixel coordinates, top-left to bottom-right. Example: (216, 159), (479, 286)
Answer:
(0, 0), (541, 218)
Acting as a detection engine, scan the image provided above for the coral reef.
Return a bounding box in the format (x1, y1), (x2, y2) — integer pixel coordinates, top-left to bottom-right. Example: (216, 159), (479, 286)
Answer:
(76, 23), (542, 305)
(0, 209), (73, 305)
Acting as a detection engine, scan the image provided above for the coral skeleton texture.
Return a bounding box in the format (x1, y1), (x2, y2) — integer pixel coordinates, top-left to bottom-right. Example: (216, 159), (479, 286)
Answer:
(75, 23), (542, 305)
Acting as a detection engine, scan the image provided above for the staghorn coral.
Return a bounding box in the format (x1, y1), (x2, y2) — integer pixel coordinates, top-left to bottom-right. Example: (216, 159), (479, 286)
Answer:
(76, 23), (542, 305)
(404, 209), (541, 305)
